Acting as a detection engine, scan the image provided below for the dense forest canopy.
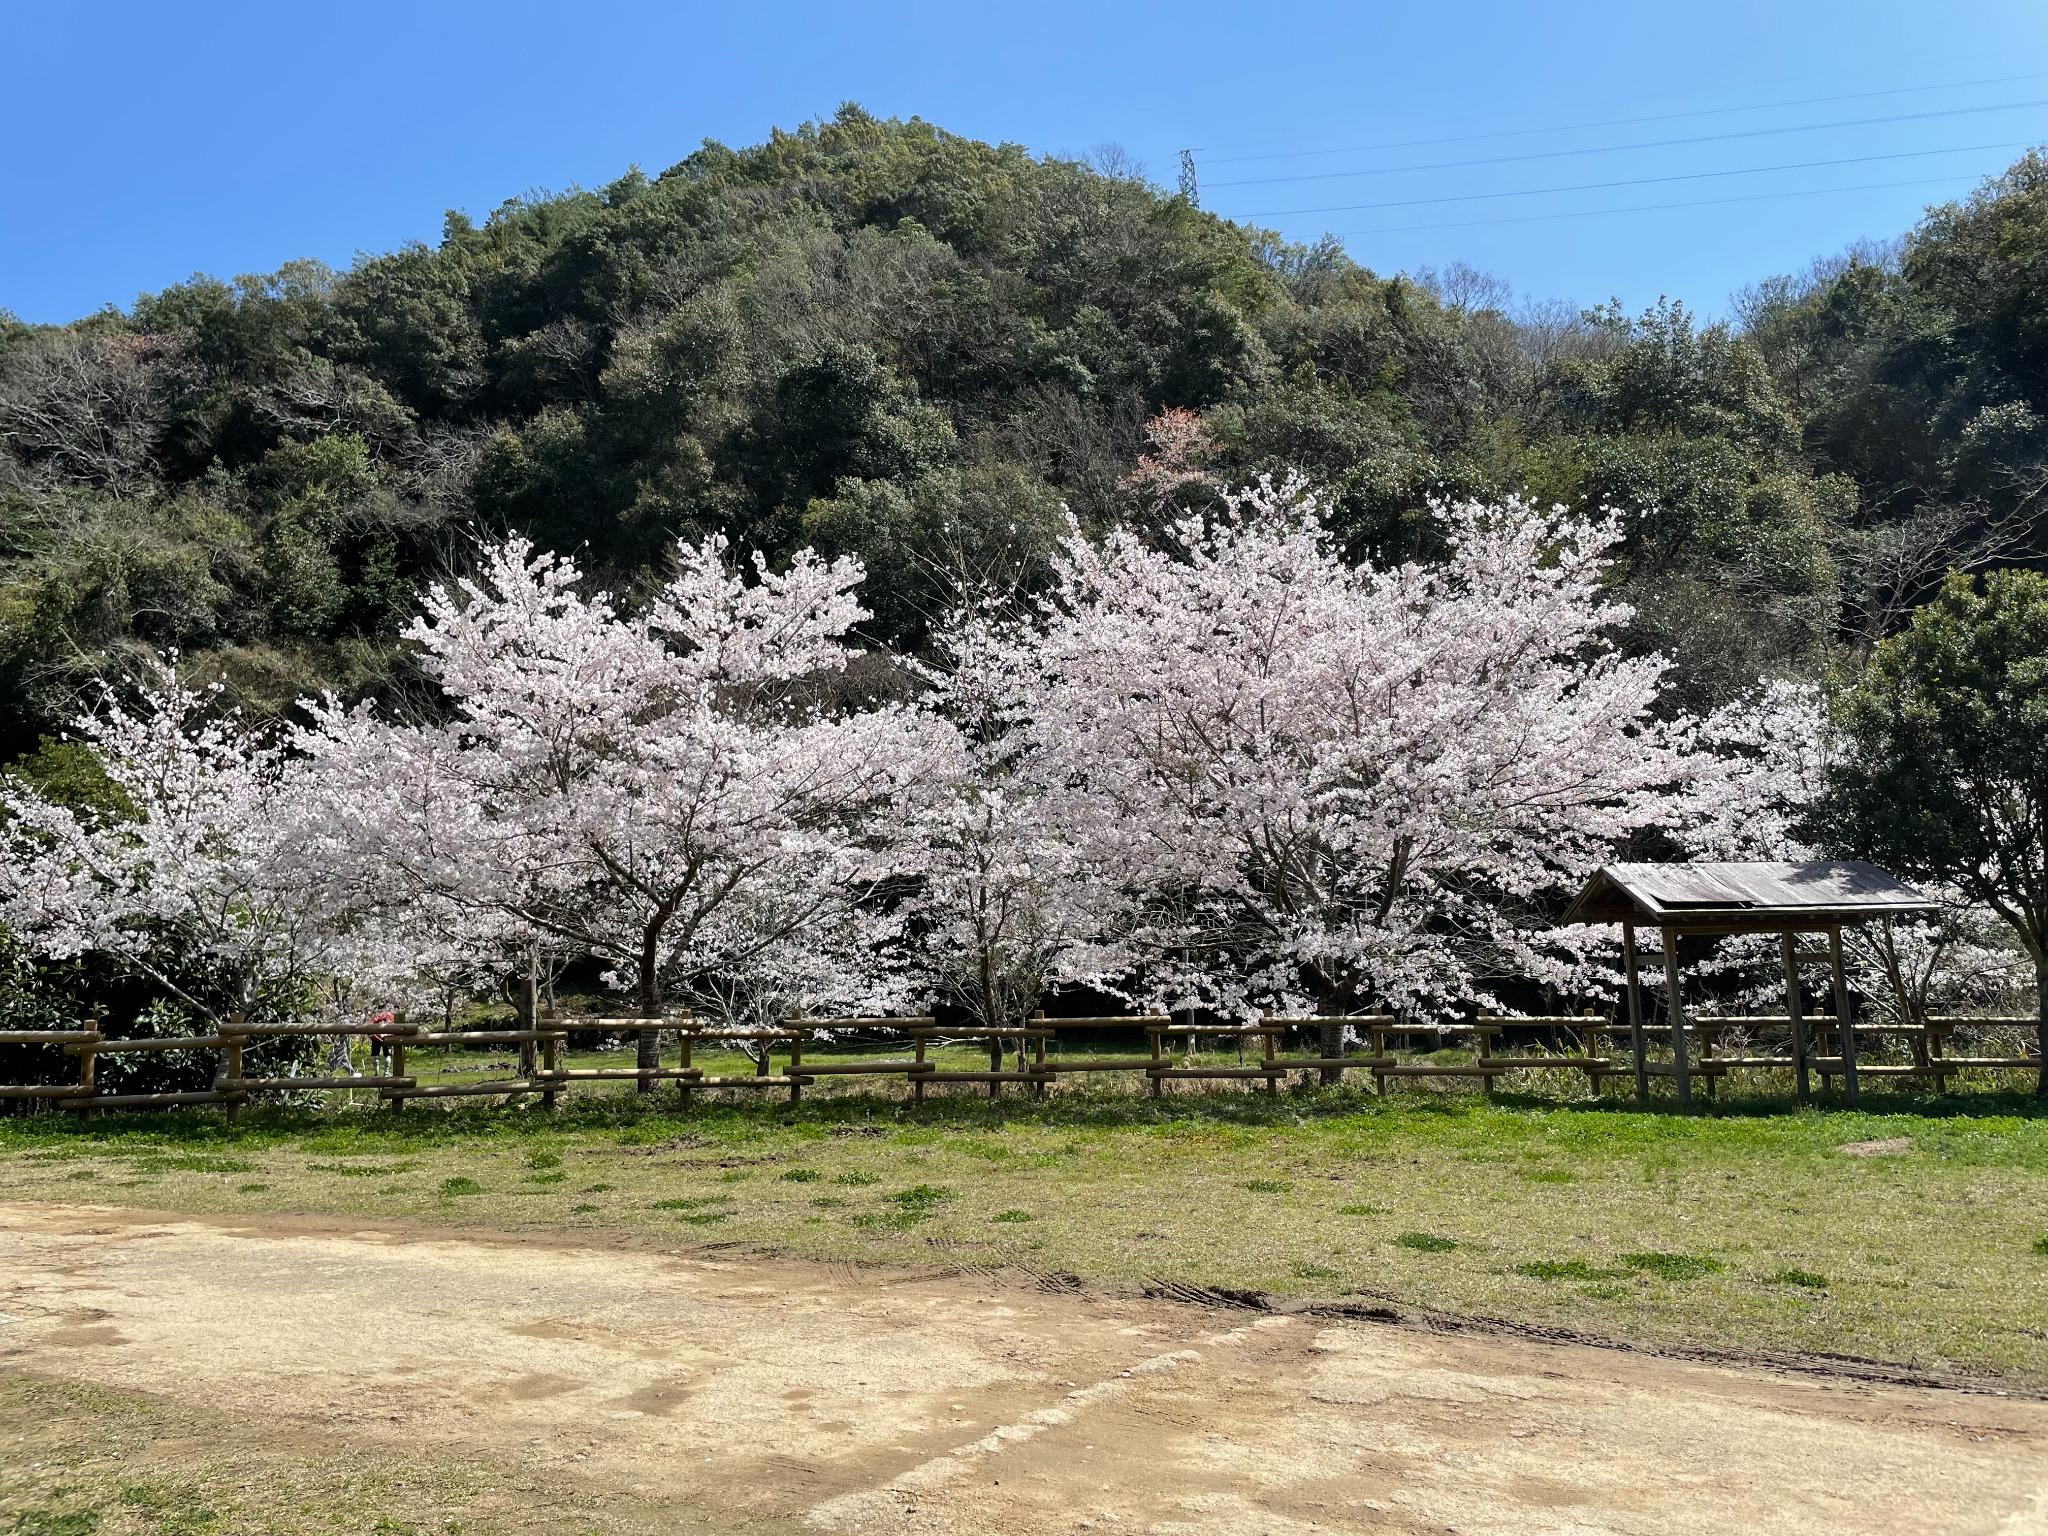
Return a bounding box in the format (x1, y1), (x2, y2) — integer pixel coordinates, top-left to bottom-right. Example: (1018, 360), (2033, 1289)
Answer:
(2, 104), (2045, 768)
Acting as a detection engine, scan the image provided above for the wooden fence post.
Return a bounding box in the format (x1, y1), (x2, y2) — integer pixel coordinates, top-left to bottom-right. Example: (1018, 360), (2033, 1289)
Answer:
(1262, 1010), (1278, 1097)
(540, 1014), (559, 1113)
(678, 1026), (694, 1109)
(79, 1018), (99, 1119)
(1032, 1010), (1048, 1100)
(224, 1015), (245, 1126)
(389, 1011), (407, 1115)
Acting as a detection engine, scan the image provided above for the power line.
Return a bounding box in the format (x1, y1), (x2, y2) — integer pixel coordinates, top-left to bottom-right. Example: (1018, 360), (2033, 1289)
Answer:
(1200, 69), (2048, 165)
(1330, 173), (1983, 239)
(1233, 140), (2029, 220)
(1204, 97), (2048, 189)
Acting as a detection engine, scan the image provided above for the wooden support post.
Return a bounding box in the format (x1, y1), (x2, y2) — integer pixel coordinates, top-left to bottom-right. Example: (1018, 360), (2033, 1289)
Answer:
(389, 1012), (407, 1114)
(678, 1029), (694, 1108)
(1623, 923), (1649, 1106)
(1830, 925), (1859, 1106)
(913, 1032), (927, 1103)
(540, 1024), (559, 1113)
(788, 1029), (804, 1105)
(1660, 927), (1691, 1106)
(78, 1018), (98, 1120)
(1781, 932), (1811, 1103)
(1147, 1027), (1163, 1099)
(224, 1014), (245, 1126)
(1033, 1011), (1048, 1099)
(1372, 1022), (1390, 1097)
(988, 1032), (1003, 1099)
(1262, 1011), (1278, 1097)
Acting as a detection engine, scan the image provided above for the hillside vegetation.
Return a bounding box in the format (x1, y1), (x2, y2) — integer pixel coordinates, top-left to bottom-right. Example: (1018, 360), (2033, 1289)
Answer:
(3, 105), (2044, 766)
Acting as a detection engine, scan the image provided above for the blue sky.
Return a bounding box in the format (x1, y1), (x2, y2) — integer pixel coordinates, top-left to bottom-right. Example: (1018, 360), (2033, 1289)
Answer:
(6, 0), (2047, 325)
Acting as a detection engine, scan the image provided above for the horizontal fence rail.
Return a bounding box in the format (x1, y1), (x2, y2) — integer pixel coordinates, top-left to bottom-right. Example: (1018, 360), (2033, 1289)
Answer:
(0, 1011), (2037, 1117)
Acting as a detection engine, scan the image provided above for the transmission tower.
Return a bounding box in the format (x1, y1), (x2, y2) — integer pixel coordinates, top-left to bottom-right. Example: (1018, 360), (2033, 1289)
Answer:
(1178, 148), (1199, 206)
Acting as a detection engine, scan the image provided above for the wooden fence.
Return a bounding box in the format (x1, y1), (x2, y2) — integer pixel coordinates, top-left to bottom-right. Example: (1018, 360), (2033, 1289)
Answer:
(0, 1010), (2037, 1116)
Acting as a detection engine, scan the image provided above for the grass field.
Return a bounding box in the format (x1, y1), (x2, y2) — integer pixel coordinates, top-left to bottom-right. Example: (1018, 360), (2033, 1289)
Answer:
(5, 1056), (2047, 1392)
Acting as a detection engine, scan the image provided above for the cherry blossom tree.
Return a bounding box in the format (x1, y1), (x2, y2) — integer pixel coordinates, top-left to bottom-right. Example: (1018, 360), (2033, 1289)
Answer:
(0, 657), (352, 1023)
(897, 606), (1129, 1032)
(298, 533), (947, 1085)
(1119, 406), (1218, 516)
(986, 477), (1692, 1067)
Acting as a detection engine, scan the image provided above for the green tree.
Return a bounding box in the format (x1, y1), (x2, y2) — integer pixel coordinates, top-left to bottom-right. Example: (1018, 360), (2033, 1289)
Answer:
(1823, 569), (2048, 1092)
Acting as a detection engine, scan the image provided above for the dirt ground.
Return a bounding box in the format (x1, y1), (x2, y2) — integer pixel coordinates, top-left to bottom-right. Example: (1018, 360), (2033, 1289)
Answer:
(3, 1202), (2046, 1535)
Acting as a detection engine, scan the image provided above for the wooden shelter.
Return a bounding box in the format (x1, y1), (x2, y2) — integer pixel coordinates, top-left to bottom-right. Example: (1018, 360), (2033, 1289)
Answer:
(1564, 860), (1938, 1106)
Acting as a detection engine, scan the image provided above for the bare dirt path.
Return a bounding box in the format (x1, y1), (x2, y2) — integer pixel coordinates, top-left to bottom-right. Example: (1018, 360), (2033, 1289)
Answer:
(3, 1202), (2046, 1535)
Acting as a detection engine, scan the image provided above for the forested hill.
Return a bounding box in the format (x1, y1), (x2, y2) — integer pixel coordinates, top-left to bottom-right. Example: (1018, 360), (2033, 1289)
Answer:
(2, 104), (2044, 764)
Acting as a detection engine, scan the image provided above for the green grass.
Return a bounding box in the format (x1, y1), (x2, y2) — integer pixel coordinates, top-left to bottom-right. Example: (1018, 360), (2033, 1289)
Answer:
(5, 1081), (2048, 1386)
(1769, 1267), (1831, 1290)
(1515, 1258), (1619, 1282)
(1618, 1251), (1723, 1281)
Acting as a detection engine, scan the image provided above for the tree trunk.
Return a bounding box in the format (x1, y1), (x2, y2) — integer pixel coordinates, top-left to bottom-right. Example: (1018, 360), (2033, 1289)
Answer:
(636, 954), (662, 1094)
(513, 971), (537, 1076)
(1317, 979), (1345, 1087)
